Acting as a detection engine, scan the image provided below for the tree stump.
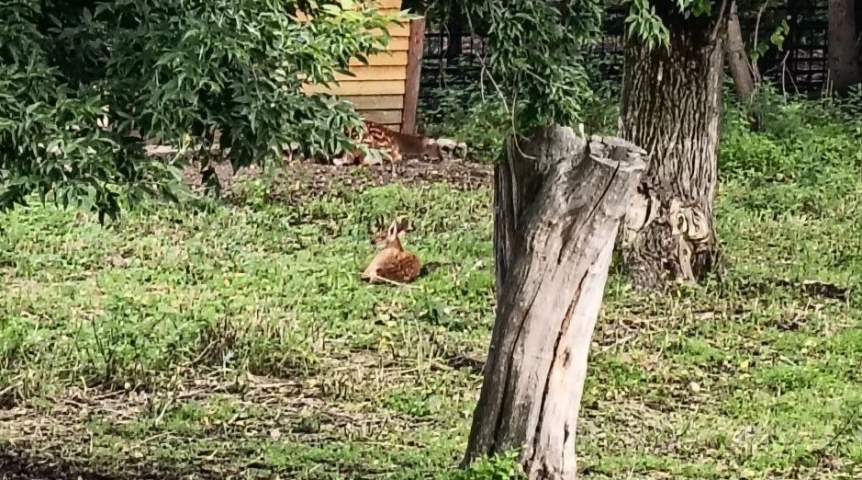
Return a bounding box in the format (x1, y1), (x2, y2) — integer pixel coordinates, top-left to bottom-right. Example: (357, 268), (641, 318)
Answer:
(464, 126), (647, 480)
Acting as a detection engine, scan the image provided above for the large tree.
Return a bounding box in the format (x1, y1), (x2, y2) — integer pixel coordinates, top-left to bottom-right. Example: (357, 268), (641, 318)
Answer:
(456, 0), (745, 476)
(454, 1), (651, 479)
(827, 0), (861, 94)
(618, 0), (733, 290)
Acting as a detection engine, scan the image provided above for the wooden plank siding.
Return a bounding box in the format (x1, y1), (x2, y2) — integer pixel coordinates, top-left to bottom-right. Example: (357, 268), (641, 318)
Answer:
(348, 51), (408, 66)
(297, 0), (427, 134)
(368, 0), (403, 8)
(333, 66), (407, 82)
(303, 80), (405, 96)
(362, 109), (402, 124)
(341, 95), (404, 110)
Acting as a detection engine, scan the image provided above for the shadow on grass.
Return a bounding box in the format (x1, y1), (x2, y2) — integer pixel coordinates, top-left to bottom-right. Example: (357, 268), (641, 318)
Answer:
(0, 445), (223, 480)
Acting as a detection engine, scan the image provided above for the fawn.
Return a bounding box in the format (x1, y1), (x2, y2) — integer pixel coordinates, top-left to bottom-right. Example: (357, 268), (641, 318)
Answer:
(370, 216), (410, 249)
(361, 218), (421, 285)
(335, 120), (440, 171)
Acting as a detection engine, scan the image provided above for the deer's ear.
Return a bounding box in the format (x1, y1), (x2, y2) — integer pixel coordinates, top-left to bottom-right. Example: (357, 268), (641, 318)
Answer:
(387, 221), (399, 239)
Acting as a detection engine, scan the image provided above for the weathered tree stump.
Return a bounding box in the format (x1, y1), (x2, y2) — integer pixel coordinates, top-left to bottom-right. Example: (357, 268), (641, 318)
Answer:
(463, 126), (647, 480)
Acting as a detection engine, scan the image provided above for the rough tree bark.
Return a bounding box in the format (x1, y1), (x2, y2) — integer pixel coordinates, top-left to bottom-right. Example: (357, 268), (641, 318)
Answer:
(463, 127), (647, 480)
(618, 1), (731, 291)
(828, 0), (861, 94)
(725, 1), (756, 102)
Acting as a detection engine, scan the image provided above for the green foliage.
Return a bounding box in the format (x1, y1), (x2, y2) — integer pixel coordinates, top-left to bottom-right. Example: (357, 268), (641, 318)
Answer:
(419, 86), (510, 163)
(446, 453), (525, 480)
(720, 81), (862, 187)
(581, 54), (623, 134)
(821, 83), (862, 129)
(749, 18), (790, 64)
(623, 0), (671, 49)
(455, 0), (604, 130)
(416, 42), (626, 163)
(0, 0), (404, 219)
(0, 0), (142, 221)
(622, 0), (728, 50)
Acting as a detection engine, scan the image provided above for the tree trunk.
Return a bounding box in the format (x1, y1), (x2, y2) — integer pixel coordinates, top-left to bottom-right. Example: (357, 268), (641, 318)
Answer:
(828, 0), (861, 94)
(725, 1), (756, 102)
(618, 2), (731, 291)
(446, 0), (463, 61)
(464, 127), (647, 480)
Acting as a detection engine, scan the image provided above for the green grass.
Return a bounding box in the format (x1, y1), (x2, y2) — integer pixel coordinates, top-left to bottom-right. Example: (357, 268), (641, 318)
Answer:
(1, 161), (861, 479)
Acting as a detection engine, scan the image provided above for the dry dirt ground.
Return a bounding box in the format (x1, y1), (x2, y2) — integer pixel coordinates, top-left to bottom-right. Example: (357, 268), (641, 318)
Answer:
(181, 157), (494, 202)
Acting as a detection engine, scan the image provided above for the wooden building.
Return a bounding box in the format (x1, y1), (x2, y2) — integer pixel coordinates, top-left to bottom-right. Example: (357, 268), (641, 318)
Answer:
(301, 0), (426, 134)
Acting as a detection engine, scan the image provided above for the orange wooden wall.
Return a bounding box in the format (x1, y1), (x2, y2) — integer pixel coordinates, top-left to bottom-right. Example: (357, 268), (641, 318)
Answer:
(300, 0), (424, 134)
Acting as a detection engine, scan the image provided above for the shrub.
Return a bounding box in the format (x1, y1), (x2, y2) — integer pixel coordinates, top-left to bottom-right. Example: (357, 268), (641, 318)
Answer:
(419, 84), (511, 163)
(720, 81), (862, 185)
(0, 0), (406, 219)
(442, 452), (525, 480)
(417, 51), (622, 164)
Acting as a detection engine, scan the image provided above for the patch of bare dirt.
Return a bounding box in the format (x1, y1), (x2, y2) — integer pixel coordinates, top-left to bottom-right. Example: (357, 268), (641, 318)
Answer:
(181, 158), (493, 205)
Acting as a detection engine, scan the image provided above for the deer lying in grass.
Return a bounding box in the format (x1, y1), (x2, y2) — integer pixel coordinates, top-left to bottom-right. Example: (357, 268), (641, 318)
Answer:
(361, 218), (421, 286)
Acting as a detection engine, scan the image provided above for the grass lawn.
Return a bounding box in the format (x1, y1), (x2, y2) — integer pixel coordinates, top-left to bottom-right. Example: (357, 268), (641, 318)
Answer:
(1, 159), (861, 479)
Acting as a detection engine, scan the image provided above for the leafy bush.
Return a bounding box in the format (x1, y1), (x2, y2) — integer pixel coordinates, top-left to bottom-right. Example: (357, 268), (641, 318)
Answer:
(458, 0), (604, 129)
(720, 81), (862, 186)
(417, 49), (625, 164)
(419, 84), (511, 163)
(0, 0), (405, 219)
(822, 83), (862, 131)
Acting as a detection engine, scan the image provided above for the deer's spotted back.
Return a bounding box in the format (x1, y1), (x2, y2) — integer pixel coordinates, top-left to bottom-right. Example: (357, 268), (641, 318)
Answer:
(354, 121), (401, 163)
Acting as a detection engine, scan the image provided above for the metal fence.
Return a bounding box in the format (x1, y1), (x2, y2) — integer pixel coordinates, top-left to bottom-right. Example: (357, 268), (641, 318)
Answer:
(418, 0), (840, 105)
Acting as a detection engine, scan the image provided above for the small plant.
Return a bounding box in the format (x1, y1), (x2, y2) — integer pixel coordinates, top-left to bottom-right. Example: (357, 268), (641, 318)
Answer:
(446, 452), (526, 480)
